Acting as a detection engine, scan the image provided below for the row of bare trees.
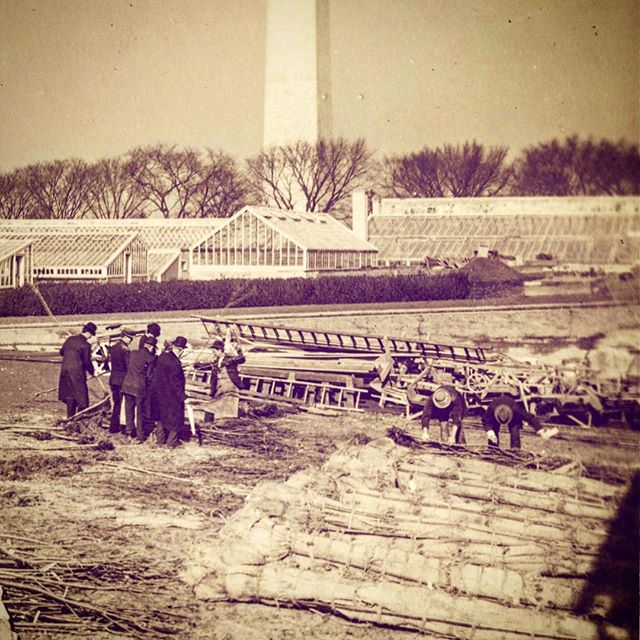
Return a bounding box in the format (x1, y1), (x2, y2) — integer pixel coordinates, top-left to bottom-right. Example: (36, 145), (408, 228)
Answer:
(0, 146), (248, 220)
(382, 138), (640, 198)
(1, 136), (638, 219)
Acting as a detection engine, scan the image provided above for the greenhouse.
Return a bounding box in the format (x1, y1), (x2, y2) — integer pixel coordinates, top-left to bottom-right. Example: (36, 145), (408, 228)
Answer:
(0, 230), (148, 283)
(188, 206), (378, 279)
(0, 240), (33, 289)
(0, 218), (222, 281)
(363, 196), (640, 267)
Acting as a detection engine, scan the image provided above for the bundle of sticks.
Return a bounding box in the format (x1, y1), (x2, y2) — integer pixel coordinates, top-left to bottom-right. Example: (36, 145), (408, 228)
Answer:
(196, 419), (299, 454)
(184, 436), (636, 639)
(0, 532), (188, 638)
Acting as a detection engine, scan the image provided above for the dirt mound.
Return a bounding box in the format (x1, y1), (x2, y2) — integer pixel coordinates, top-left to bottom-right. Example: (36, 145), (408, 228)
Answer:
(461, 257), (524, 283)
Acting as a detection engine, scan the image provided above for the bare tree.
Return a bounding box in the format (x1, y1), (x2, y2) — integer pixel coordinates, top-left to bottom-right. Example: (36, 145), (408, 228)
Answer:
(24, 159), (95, 219)
(192, 149), (249, 218)
(381, 148), (442, 197)
(382, 141), (512, 198)
(0, 168), (36, 219)
(245, 138), (373, 212)
(440, 143), (511, 197)
(85, 157), (148, 219)
(245, 146), (298, 209)
(128, 144), (202, 218)
(512, 136), (640, 196)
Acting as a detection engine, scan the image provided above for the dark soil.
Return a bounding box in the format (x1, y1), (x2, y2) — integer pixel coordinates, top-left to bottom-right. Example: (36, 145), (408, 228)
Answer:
(461, 257), (525, 283)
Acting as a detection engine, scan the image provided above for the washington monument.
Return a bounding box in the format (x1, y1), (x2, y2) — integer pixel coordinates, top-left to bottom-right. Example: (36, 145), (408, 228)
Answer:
(263, 0), (332, 148)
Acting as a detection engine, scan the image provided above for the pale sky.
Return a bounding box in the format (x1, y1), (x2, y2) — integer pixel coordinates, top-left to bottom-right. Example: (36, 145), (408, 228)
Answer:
(0, 0), (638, 172)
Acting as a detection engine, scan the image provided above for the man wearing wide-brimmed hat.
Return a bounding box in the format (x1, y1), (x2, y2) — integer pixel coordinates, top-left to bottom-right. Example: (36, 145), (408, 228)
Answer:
(58, 322), (98, 418)
(482, 394), (557, 449)
(107, 327), (135, 433)
(149, 336), (188, 447)
(421, 384), (467, 445)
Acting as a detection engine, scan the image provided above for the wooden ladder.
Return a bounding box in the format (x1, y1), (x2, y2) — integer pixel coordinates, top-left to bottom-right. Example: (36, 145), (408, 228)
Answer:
(196, 316), (489, 363)
(244, 373), (364, 412)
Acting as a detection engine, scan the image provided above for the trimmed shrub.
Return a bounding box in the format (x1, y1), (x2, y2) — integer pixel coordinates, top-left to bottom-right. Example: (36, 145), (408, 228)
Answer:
(0, 271), (470, 318)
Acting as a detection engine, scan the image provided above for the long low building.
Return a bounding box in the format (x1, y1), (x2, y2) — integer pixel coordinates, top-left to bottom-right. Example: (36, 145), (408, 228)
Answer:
(0, 229), (148, 283)
(0, 208), (378, 284)
(1, 196), (635, 287)
(0, 218), (224, 282)
(355, 195), (639, 269)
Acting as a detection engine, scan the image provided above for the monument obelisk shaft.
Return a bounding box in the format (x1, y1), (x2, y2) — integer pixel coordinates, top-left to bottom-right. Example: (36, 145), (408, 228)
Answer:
(263, 0), (332, 148)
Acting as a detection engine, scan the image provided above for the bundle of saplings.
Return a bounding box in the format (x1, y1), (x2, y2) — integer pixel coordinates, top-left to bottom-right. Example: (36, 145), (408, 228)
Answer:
(184, 438), (636, 640)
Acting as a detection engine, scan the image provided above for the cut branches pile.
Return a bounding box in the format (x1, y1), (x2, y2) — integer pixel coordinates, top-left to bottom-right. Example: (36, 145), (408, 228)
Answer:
(0, 533), (189, 638)
(184, 436), (637, 639)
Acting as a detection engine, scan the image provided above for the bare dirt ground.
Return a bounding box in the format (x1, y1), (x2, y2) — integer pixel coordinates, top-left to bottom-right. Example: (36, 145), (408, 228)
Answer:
(1, 301), (639, 639)
(0, 361), (434, 640)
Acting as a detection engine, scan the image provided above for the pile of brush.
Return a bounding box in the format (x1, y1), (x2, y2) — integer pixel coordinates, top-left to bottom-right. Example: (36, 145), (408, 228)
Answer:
(0, 533), (188, 638)
(184, 435), (637, 639)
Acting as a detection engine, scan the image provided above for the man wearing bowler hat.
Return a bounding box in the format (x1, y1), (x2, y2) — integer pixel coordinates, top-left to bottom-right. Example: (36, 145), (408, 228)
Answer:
(58, 322), (98, 418)
(149, 336), (188, 447)
(421, 384), (467, 445)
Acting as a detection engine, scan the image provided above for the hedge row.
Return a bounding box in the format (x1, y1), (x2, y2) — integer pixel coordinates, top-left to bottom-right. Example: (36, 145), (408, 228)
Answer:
(0, 271), (470, 318)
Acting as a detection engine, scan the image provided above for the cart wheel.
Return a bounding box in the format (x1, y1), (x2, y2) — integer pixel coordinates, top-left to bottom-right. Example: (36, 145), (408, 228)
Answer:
(466, 370), (491, 395)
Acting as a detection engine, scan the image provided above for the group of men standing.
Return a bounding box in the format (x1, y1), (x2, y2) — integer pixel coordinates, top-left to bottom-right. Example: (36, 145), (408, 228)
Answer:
(58, 322), (190, 448)
(108, 323), (190, 447)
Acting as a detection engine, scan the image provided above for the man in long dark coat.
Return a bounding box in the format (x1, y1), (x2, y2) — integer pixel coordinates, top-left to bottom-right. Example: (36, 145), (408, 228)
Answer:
(58, 322), (97, 418)
(107, 328), (134, 433)
(149, 336), (188, 448)
(121, 336), (157, 441)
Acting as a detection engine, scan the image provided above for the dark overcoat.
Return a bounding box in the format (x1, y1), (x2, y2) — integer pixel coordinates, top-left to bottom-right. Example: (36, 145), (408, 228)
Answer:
(149, 351), (185, 424)
(58, 334), (94, 406)
(121, 349), (156, 398)
(108, 341), (130, 388)
(138, 333), (152, 350)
